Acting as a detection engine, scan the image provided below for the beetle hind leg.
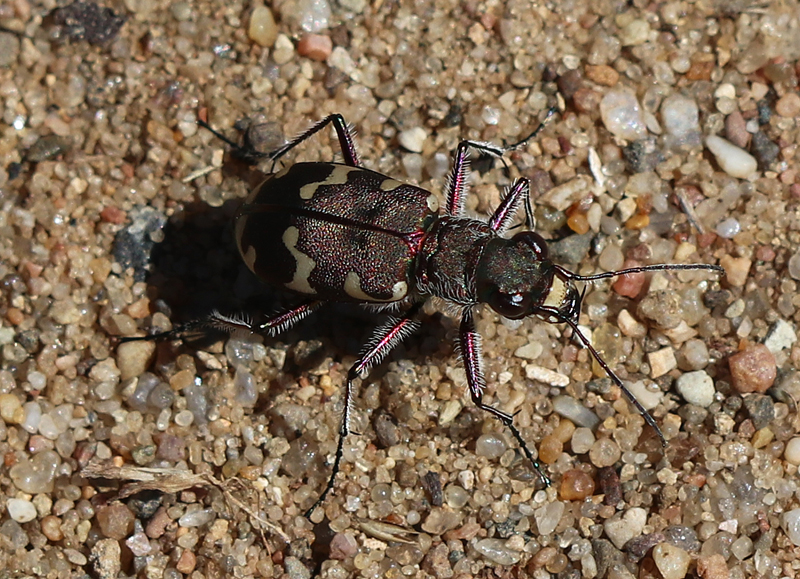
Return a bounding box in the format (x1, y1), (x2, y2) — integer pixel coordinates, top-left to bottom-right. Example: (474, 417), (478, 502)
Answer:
(305, 304), (422, 518)
(269, 114), (360, 169)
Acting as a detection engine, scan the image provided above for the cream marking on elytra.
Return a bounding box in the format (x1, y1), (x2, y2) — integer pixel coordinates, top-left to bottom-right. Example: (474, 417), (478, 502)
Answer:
(299, 165), (355, 200)
(274, 166), (291, 180)
(283, 226), (317, 294)
(244, 177), (270, 204)
(543, 276), (567, 310)
(344, 271), (407, 302)
(241, 246), (257, 271)
(237, 218), (257, 270)
(379, 178), (403, 191)
(426, 193), (439, 212)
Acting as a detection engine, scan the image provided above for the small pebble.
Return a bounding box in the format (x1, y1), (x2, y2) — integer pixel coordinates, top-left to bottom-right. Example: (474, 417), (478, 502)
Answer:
(784, 437), (800, 466)
(663, 525), (701, 553)
(248, 6), (278, 47)
(598, 466), (622, 505)
(515, 341), (543, 360)
(475, 433), (507, 459)
(782, 509), (800, 546)
(398, 127), (427, 153)
(637, 290), (682, 330)
(421, 507), (461, 535)
(589, 438), (621, 468)
(675, 370), (715, 407)
(559, 469), (595, 500)
(730, 536), (753, 560)
(680, 339), (710, 370)
(662, 94), (700, 145)
(297, 34), (332, 61)
(600, 88), (647, 141)
(584, 64), (619, 86)
(742, 394), (774, 430)
(96, 504), (135, 541)
(603, 507), (647, 549)
(176, 550), (197, 574)
(7, 498), (37, 523)
(697, 553), (730, 579)
(751, 131), (779, 168)
(625, 380), (663, 410)
(92, 539), (121, 579)
(0, 393), (23, 423)
(534, 501), (565, 536)
(125, 531), (152, 557)
(612, 262), (646, 298)
(9, 450), (60, 494)
(653, 543), (691, 579)
(41, 515), (64, 541)
(705, 135), (757, 179)
(474, 538), (521, 566)
(525, 364), (569, 386)
(617, 310), (647, 338)
(539, 435), (562, 464)
(284, 557), (312, 579)
(553, 396), (600, 428)
(776, 92), (800, 118)
(117, 341), (155, 381)
(724, 111), (750, 148)
(719, 255), (750, 287)
(764, 319), (797, 354)
(571, 427), (596, 454)
(728, 344), (776, 394)
(649, 347), (677, 379)
(626, 533), (665, 561)
(715, 218), (740, 239)
(272, 34), (295, 65)
(619, 19), (650, 46)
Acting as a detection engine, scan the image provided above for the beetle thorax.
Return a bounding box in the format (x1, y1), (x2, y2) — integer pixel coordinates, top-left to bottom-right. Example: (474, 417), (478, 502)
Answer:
(414, 216), (495, 305)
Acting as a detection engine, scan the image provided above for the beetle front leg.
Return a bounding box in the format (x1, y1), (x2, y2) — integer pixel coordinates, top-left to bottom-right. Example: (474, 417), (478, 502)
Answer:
(269, 114), (360, 168)
(488, 177), (529, 234)
(306, 304), (423, 518)
(459, 309), (551, 486)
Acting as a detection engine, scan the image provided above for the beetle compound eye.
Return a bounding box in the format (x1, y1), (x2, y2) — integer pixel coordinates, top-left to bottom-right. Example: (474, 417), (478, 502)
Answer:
(511, 231), (548, 260)
(489, 291), (531, 319)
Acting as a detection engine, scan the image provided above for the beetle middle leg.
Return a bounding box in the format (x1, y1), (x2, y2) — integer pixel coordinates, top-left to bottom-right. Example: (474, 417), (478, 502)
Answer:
(268, 114), (360, 168)
(458, 308), (551, 486)
(444, 107), (557, 219)
(306, 303), (423, 518)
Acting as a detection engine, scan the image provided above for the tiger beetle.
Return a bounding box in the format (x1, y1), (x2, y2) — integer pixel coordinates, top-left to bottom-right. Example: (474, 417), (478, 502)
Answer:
(129, 110), (723, 517)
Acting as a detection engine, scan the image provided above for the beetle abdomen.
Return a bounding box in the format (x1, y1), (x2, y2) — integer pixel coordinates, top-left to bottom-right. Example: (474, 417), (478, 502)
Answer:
(235, 163), (439, 303)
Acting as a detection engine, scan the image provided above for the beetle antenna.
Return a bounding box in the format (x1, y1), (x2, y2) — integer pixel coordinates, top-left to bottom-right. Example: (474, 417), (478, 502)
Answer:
(549, 310), (667, 447)
(556, 262), (724, 282)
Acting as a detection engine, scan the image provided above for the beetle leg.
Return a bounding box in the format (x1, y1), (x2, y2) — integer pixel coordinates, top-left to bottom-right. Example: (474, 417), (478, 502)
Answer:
(306, 303), (423, 518)
(459, 308), (551, 486)
(206, 300), (323, 335)
(445, 107), (557, 218)
(488, 177), (530, 234)
(269, 114), (360, 168)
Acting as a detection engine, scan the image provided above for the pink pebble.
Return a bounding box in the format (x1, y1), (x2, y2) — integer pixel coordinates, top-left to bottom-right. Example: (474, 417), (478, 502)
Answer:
(297, 34), (332, 62)
(612, 260), (645, 298)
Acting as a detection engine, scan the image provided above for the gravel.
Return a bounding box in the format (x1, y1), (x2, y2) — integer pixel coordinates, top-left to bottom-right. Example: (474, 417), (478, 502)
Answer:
(2, 0), (800, 577)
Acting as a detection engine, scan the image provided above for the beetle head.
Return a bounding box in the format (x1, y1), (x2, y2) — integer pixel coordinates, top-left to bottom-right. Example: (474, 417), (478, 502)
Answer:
(476, 231), (581, 324)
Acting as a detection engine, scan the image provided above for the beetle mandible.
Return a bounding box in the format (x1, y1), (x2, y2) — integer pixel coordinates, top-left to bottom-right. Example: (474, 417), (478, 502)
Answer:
(151, 111), (723, 517)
